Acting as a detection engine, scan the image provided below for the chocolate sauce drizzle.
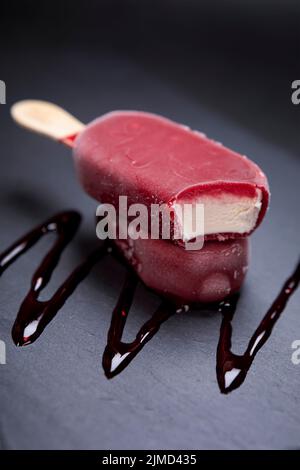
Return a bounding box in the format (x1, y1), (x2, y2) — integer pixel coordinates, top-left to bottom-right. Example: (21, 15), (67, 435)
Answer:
(0, 211), (299, 393)
(217, 261), (300, 393)
(0, 211), (106, 346)
(102, 273), (174, 378)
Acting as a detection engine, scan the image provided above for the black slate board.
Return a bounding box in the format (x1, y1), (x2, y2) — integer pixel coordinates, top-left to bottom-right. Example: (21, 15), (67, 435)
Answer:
(0, 45), (299, 450)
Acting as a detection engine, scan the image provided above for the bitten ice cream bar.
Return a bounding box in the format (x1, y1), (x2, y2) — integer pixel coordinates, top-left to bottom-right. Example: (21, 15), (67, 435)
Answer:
(11, 101), (269, 303)
(74, 111), (269, 241)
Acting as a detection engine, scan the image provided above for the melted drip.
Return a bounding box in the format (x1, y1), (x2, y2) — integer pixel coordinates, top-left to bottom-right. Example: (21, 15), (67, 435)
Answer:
(0, 211), (299, 393)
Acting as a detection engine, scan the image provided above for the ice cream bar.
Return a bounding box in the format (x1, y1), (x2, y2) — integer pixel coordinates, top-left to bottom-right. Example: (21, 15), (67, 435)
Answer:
(74, 111), (269, 241)
(116, 236), (249, 304)
(10, 101), (269, 303)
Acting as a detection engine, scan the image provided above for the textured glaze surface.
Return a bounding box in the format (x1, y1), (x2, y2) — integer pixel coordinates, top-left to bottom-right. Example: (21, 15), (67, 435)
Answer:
(116, 237), (249, 303)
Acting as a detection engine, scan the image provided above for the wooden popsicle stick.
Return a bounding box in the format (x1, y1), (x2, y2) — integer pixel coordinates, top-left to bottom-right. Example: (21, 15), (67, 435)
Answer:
(11, 100), (85, 147)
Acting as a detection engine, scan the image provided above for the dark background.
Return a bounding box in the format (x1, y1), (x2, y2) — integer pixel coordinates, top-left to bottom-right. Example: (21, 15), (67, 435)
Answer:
(0, 0), (300, 450)
(1, 0), (300, 154)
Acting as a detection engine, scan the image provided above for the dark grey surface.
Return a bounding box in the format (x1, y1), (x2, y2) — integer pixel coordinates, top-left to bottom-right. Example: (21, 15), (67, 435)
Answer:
(0, 44), (300, 450)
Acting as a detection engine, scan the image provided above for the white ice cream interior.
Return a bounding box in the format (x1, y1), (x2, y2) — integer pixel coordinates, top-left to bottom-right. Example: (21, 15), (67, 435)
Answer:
(172, 189), (262, 241)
